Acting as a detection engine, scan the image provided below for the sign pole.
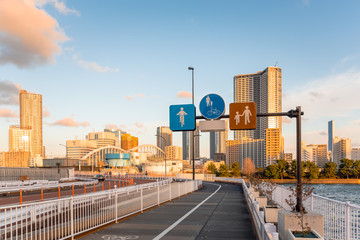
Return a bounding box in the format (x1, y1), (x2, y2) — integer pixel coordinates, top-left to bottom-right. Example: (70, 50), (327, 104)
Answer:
(296, 106), (303, 212)
(189, 67), (195, 180)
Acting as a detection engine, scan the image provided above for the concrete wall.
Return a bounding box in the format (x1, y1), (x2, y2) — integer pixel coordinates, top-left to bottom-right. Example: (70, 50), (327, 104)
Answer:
(0, 167), (73, 181)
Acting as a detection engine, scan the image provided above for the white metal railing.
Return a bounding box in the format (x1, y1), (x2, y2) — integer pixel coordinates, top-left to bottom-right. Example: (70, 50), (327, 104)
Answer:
(273, 185), (360, 240)
(0, 178), (202, 240)
(215, 177), (274, 240)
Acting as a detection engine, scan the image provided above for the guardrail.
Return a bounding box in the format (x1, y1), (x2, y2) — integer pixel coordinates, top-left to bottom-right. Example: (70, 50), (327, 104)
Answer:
(273, 185), (360, 240)
(215, 178), (275, 240)
(0, 178), (202, 240)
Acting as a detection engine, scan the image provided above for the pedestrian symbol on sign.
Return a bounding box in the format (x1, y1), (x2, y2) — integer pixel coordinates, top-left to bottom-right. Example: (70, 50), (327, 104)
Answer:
(229, 102), (257, 130)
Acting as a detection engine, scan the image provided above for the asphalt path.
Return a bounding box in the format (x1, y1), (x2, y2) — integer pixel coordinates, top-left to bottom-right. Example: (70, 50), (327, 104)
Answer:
(0, 179), (155, 206)
(81, 182), (256, 240)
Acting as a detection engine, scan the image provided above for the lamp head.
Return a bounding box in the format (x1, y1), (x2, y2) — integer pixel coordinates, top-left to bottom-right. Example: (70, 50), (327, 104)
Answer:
(188, 67), (194, 70)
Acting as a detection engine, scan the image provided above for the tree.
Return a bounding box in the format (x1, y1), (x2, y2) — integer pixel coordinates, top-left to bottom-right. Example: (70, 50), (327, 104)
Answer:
(207, 162), (218, 175)
(219, 163), (230, 177)
(322, 162), (337, 178)
(264, 164), (280, 179)
(287, 160), (297, 179)
(338, 159), (354, 179)
(303, 161), (319, 180)
(231, 162), (241, 177)
(276, 159), (289, 179)
(243, 158), (255, 177)
(353, 160), (360, 179)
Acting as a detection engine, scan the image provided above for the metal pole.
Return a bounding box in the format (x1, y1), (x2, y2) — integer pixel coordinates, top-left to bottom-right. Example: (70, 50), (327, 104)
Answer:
(188, 67), (195, 180)
(296, 106), (303, 212)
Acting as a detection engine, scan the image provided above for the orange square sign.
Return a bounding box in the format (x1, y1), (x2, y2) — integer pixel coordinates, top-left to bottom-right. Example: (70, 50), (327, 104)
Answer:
(229, 102), (257, 130)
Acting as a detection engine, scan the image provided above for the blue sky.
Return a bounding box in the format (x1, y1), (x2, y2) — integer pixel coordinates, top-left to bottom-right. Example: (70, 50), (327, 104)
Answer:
(0, 0), (360, 157)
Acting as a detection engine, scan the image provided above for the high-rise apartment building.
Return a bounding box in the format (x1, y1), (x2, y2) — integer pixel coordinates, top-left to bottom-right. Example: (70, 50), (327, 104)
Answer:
(165, 146), (182, 160)
(121, 134), (139, 150)
(210, 120), (228, 160)
(234, 67), (282, 140)
(328, 120), (335, 159)
(333, 137), (351, 166)
(226, 138), (265, 169)
(265, 128), (284, 166)
(352, 148), (360, 160)
(182, 123), (200, 160)
(284, 153), (293, 162)
(9, 125), (32, 152)
(20, 90), (44, 157)
(156, 126), (172, 152)
(301, 142), (328, 168)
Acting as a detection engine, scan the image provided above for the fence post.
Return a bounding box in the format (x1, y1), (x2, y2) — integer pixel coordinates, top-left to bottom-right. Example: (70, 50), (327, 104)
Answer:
(310, 195), (314, 211)
(141, 187), (143, 213)
(169, 182), (172, 201)
(157, 184), (160, 206)
(20, 189), (22, 204)
(71, 196), (74, 239)
(115, 185), (118, 223)
(346, 201), (350, 240)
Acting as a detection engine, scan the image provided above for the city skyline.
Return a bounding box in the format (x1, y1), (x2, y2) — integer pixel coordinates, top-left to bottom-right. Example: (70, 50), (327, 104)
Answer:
(0, 1), (360, 157)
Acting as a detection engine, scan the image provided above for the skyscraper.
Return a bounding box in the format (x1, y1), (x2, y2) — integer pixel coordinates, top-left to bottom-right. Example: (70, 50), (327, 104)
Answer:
(210, 120), (228, 159)
(328, 120), (335, 154)
(121, 134), (138, 150)
(156, 126), (172, 152)
(182, 123), (200, 160)
(234, 67), (282, 140)
(20, 90), (44, 157)
(9, 125), (32, 152)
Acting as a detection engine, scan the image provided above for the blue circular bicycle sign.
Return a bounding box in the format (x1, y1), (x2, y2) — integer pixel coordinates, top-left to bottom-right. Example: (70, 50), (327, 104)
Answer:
(199, 93), (225, 120)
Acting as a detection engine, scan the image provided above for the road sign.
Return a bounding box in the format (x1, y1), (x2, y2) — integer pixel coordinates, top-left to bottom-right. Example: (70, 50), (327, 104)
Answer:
(169, 104), (196, 131)
(199, 94), (225, 120)
(229, 102), (257, 130)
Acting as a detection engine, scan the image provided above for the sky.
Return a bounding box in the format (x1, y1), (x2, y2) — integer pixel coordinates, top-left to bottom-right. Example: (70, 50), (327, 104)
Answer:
(0, 0), (360, 158)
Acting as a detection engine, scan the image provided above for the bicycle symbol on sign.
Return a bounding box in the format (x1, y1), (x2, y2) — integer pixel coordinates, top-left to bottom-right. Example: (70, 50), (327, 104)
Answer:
(206, 95), (220, 116)
(101, 235), (139, 240)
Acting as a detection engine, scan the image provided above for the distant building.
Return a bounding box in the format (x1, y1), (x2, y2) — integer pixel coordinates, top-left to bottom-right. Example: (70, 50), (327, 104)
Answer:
(226, 138), (265, 169)
(156, 126), (172, 152)
(333, 137), (351, 166)
(9, 125), (32, 153)
(121, 134), (138, 150)
(165, 146), (182, 160)
(284, 153), (293, 162)
(104, 129), (127, 148)
(265, 128), (284, 166)
(210, 120), (228, 160)
(182, 123), (200, 160)
(301, 142), (328, 168)
(3, 151), (30, 168)
(352, 148), (360, 160)
(87, 131), (118, 148)
(20, 89), (44, 157)
(214, 153), (226, 162)
(328, 120), (335, 160)
(66, 139), (97, 160)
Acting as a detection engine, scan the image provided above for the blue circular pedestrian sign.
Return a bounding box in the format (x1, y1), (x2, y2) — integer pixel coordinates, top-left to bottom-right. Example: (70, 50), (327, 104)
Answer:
(199, 93), (225, 120)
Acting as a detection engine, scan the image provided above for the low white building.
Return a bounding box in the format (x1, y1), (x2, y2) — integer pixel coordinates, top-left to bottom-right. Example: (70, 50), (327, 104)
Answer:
(142, 160), (183, 175)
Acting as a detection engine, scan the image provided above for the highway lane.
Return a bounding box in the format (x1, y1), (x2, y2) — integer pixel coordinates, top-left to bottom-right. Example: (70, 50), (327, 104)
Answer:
(0, 179), (155, 206)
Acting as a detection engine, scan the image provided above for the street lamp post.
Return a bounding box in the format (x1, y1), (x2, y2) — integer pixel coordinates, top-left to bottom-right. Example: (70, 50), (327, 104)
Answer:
(156, 134), (168, 177)
(188, 67), (195, 180)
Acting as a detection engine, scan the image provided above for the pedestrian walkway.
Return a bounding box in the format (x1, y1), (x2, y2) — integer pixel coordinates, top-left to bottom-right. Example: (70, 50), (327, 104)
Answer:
(81, 182), (256, 240)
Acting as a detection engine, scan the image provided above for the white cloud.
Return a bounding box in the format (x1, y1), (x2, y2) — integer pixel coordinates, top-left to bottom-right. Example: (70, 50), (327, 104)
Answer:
(284, 70), (360, 120)
(0, 0), (69, 68)
(73, 55), (119, 73)
(50, 117), (90, 127)
(34, 0), (79, 16)
(0, 81), (21, 105)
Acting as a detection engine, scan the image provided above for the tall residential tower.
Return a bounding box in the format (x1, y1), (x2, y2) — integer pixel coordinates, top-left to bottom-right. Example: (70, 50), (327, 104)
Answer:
(20, 90), (44, 157)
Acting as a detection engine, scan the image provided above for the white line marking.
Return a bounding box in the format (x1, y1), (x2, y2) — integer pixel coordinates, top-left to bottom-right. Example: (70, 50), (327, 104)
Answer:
(153, 183), (222, 240)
